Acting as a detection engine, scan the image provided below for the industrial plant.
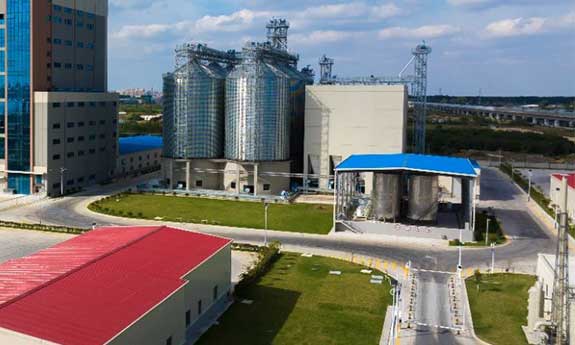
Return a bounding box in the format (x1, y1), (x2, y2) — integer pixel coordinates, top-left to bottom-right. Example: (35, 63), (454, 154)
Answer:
(162, 19), (313, 195)
(334, 154), (481, 241)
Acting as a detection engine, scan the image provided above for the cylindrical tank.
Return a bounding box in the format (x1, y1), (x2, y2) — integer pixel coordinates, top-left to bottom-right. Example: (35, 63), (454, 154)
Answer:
(407, 175), (439, 222)
(371, 173), (401, 220)
(162, 72), (175, 158)
(163, 61), (226, 159)
(225, 54), (291, 161)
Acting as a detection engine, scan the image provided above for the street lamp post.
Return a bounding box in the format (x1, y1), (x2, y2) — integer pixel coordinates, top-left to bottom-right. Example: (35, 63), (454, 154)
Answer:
(490, 242), (495, 273)
(485, 218), (491, 246)
(263, 202), (269, 246)
(527, 169), (533, 202)
(59, 167), (68, 197)
(457, 228), (463, 278)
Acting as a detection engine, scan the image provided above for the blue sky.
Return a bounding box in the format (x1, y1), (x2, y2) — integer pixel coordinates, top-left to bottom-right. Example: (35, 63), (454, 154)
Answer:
(108, 0), (575, 96)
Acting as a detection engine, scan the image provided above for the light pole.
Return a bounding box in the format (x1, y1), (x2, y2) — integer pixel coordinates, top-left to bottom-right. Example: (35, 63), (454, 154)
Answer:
(485, 218), (491, 246)
(263, 202), (269, 246)
(59, 167), (68, 197)
(490, 242), (495, 273)
(457, 228), (463, 278)
(527, 169), (533, 202)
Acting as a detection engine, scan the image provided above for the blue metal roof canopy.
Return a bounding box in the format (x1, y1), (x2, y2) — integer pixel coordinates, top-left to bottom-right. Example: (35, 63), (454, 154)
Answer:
(119, 136), (163, 155)
(336, 154), (479, 178)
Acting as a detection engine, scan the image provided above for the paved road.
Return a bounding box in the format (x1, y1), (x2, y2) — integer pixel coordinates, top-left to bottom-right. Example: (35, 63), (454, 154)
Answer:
(0, 168), (558, 345)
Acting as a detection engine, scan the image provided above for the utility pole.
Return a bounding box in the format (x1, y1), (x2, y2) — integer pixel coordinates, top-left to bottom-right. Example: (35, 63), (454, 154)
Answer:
(550, 176), (570, 345)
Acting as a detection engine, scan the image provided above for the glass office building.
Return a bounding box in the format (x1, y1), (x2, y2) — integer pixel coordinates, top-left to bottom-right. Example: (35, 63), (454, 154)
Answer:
(0, 1), (118, 196)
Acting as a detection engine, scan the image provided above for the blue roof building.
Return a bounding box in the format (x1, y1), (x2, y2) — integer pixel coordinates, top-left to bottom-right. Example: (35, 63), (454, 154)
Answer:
(336, 154), (479, 178)
(119, 136), (163, 155)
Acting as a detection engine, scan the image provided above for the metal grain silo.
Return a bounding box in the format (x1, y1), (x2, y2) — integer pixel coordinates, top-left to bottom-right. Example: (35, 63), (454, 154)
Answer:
(162, 72), (176, 158)
(225, 46), (291, 161)
(165, 61), (226, 159)
(371, 173), (401, 220)
(407, 175), (439, 222)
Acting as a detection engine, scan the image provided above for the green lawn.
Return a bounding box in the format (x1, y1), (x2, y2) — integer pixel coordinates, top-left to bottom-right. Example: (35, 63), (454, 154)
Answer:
(198, 253), (392, 345)
(466, 273), (536, 345)
(90, 194), (333, 234)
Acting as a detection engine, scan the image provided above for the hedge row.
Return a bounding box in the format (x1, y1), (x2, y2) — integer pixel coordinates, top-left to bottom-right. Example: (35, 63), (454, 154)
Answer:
(0, 220), (88, 234)
(235, 242), (281, 295)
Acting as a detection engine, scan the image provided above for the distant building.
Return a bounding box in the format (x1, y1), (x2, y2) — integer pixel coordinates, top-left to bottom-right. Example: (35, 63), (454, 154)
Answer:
(117, 136), (163, 177)
(0, 1), (118, 196)
(550, 173), (575, 218)
(304, 85), (408, 191)
(0, 226), (232, 345)
(141, 114), (163, 121)
(525, 254), (574, 344)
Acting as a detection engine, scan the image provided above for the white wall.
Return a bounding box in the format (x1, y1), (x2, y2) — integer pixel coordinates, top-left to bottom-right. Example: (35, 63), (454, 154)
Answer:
(304, 85), (407, 188)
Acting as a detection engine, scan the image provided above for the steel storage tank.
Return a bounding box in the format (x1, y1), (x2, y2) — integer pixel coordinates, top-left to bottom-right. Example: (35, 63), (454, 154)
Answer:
(162, 72), (176, 158)
(162, 60), (226, 159)
(371, 173), (401, 220)
(407, 175), (440, 222)
(279, 64), (313, 174)
(225, 45), (291, 161)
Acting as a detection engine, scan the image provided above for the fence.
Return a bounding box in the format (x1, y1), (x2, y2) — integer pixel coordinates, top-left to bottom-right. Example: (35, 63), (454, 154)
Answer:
(478, 160), (575, 170)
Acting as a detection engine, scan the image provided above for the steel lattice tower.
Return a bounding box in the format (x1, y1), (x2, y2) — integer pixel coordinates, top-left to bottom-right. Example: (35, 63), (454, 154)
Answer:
(412, 42), (432, 154)
(552, 176), (571, 345)
(266, 18), (290, 51)
(319, 55), (335, 85)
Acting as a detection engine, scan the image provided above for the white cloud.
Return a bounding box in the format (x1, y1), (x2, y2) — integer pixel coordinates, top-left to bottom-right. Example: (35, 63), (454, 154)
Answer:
(291, 30), (362, 45)
(112, 9), (271, 40)
(483, 13), (574, 38)
(447, 0), (495, 7)
(195, 9), (272, 32)
(378, 25), (460, 39)
(300, 3), (367, 19)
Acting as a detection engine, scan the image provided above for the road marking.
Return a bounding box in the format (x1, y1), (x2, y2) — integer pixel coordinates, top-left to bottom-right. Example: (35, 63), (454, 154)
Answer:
(412, 268), (456, 275)
(410, 321), (463, 332)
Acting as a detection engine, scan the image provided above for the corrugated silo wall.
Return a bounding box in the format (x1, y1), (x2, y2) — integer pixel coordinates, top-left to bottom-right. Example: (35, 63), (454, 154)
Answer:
(162, 73), (176, 158)
(225, 60), (291, 161)
(167, 62), (226, 160)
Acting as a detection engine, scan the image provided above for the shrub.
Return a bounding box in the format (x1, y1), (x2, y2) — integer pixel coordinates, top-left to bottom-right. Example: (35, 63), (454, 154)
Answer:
(235, 242), (281, 294)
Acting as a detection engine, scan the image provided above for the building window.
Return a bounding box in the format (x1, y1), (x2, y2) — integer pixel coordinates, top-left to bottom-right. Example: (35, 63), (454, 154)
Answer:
(52, 123), (61, 129)
(196, 180), (203, 188)
(198, 300), (202, 315)
(67, 102), (74, 107)
(66, 179), (74, 186)
(52, 139), (61, 145)
(53, 102), (61, 108)
(263, 184), (271, 191)
(231, 182), (236, 189)
(89, 149), (96, 154)
(78, 150), (85, 157)
(52, 154), (61, 160)
(78, 136), (85, 142)
(67, 152), (74, 158)
(67, 137), (74, 143)
(213, 285), (218, 301)
(185, 310), (191, 327)
(67, 122), (74, 128)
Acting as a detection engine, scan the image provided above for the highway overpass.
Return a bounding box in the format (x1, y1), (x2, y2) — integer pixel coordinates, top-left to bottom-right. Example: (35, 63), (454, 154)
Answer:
(426, 103), (575, 128)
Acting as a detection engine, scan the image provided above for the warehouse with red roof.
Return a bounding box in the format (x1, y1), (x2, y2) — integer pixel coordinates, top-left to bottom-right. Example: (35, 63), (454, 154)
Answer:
(0, 226), (232, 345)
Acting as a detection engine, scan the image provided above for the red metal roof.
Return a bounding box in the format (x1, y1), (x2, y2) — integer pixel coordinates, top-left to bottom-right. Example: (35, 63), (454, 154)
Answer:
(552, 173), (575, 190)
(0, 226), (231, 345)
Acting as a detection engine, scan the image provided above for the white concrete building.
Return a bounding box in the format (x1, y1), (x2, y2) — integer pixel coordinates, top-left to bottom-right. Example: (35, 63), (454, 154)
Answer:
(524, 254), (575, 344)
(303, 84), (408, 191)
(0, 226), (232, 345)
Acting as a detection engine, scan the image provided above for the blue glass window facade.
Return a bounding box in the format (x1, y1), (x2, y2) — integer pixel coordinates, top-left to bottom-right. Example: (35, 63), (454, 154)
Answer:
(6, 0), (31, 194)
